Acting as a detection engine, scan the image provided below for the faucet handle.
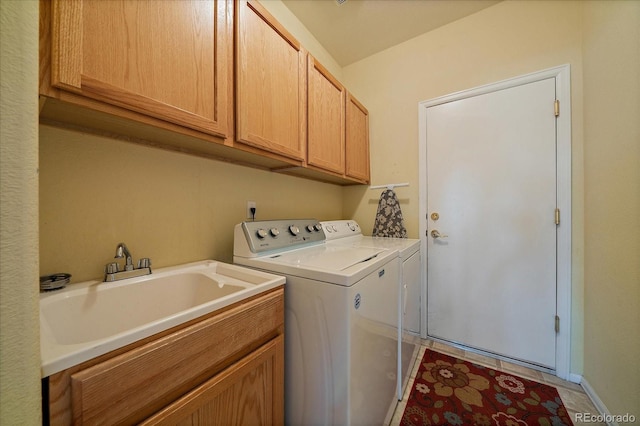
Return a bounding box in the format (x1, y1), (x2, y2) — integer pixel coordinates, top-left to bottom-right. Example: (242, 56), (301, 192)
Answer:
(106, 262), (120, 274)
(138, 258), (152, 269)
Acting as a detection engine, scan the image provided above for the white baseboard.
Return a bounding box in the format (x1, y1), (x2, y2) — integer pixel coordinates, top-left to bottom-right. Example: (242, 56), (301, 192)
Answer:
(568, 372), (582, 384)
(579, 377), (618, 426)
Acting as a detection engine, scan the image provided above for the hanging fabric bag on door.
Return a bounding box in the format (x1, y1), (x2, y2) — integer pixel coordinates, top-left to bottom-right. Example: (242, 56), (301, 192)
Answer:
(372, 189), (407, 238)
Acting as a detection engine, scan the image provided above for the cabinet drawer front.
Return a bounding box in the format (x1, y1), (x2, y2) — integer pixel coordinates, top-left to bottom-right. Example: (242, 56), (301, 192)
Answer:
(70, 288), (284, 425)
(141, 334), (284, 425)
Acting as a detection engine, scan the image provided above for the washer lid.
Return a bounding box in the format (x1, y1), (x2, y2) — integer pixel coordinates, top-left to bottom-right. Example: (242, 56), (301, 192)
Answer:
(234, 243), (397, 286)
(331, 236), (420, 259)
(268, 244), (386, 271)
(320, 220), (420, 258)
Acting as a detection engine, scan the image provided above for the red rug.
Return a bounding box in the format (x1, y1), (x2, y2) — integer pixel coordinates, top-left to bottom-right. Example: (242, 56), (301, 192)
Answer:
(401, 349), (573, 426)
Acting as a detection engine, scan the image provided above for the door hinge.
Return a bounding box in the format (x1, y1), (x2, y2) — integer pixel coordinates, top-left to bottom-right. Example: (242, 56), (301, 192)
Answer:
(555, 208), (560, 225)
(554, 100), (560, 117)
(555, 315), (560, 333)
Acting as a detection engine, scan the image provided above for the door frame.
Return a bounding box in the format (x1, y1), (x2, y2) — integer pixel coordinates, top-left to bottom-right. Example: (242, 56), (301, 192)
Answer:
(418, 65), (572, 380)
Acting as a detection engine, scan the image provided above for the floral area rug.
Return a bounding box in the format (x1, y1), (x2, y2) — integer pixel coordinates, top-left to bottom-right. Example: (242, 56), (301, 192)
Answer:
(401, 349), (573, 426)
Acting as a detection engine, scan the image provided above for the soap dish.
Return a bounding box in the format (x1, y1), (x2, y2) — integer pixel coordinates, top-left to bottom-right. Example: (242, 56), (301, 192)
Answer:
(40, 273), (71, 292)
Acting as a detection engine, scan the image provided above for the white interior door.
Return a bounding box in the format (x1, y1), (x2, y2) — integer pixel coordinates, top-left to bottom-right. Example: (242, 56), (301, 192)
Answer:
(426, 78), (558, 368)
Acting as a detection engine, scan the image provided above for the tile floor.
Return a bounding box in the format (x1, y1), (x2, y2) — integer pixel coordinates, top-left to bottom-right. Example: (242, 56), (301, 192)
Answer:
(390, 339), (605, 426)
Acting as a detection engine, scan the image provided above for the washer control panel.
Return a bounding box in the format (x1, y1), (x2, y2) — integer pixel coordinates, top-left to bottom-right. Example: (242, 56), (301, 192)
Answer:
(236, 219), (325, 255)
(321, 220), (362, 241)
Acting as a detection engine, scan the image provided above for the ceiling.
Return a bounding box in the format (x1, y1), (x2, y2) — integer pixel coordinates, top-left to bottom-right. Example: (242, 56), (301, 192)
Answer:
(281, 0), (500, 67)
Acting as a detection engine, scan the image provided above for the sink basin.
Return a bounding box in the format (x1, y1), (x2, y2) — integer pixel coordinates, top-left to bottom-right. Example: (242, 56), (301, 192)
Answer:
(40, 260), (284, 377)
(42, 273), (244, 345)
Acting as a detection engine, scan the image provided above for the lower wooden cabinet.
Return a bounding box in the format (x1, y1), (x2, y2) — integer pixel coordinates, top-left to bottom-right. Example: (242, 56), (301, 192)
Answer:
(142, 335), (283, 425)
(44, 288), (284, 425)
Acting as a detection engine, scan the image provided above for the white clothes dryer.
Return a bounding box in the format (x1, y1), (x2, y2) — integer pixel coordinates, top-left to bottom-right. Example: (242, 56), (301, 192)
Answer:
(321, 220), (421, 400)
(234, 219), (400, 426)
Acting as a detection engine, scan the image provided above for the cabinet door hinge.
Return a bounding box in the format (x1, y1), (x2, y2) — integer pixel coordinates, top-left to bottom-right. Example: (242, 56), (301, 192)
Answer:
(555, 315), (560, 333)
(555, 208), (560, 225)
(554, 100), (560, 117)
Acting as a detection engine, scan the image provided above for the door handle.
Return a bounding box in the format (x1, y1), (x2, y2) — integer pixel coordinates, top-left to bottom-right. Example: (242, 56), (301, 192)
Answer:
(430, 230), (448, 239)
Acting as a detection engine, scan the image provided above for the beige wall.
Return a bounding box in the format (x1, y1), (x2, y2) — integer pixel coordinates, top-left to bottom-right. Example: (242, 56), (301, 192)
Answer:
(341, 0), (586, 374)
(582, 0), (640, 416)
(0, 0), (41, 423)
(39, 126), (343, 282)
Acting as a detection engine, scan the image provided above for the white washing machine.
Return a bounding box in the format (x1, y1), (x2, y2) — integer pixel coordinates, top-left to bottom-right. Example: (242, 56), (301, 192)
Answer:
(321, 220), (421, 400)
(233, 219), (400, 426)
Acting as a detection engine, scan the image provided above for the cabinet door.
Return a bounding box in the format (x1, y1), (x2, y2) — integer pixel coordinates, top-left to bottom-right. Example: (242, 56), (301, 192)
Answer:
(307, 56), (346, 175)
(142, 335), (284, 426)
(345, 93), (371, 183)
(236, 0), (306, 162)
(50, 0), (230, 138)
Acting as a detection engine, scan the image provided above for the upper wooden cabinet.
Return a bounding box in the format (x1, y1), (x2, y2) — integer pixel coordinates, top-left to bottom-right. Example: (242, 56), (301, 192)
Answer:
(44, 0), (231, 139)
(235, 0), (306, 162)
(345, 93), (371, 183)
(307, 56), (370, 184)
(307, 56), (346, 175)
(40, 0), (369, 185)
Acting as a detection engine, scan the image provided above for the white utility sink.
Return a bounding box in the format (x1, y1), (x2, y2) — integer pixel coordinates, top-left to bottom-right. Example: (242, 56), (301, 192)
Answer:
(40, 260), (284, 377)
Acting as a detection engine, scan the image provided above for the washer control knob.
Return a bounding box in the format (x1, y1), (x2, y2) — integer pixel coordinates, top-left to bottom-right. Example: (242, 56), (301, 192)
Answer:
(270, 228), (280, 237)
(314, 224), (323, 232)
(306, 225), (315, 232)
(256, 229), (268, 239)
(289, 225), (300, 236)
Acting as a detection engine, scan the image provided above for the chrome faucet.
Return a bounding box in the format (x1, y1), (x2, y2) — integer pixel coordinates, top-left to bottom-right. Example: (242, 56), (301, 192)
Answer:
(115, 243), (134, 271)
(104, 242), (152, 282)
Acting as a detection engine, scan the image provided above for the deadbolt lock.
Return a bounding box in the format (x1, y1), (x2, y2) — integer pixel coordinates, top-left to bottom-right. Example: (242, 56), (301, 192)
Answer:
(430, 212), (440, 221)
